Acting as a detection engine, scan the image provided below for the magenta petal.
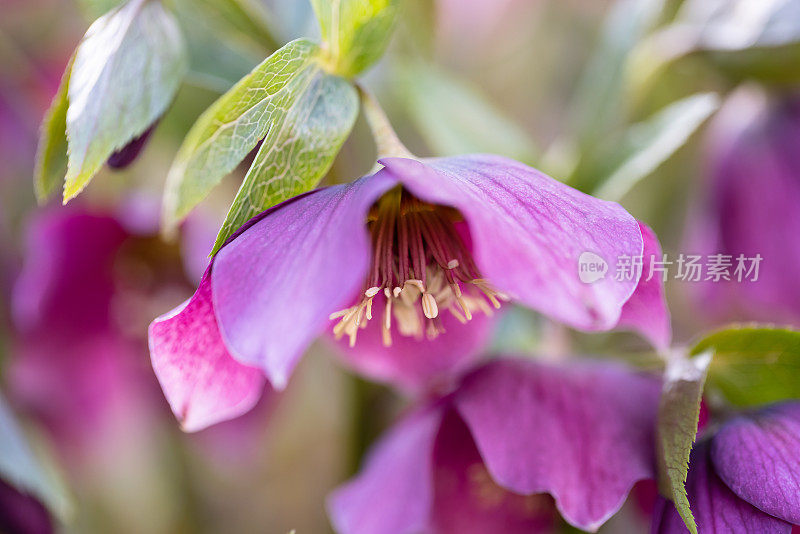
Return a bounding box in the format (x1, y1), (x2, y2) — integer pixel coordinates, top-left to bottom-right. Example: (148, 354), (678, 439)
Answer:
(327, 406), (443, 534)
(180, 209), (220, 285)
(0, 479), (53, 534)
(13, 209), (126, 336)
(452, 358), (660, 531)
(330, 298), (494, 394)
(431, 409), (555, 534)
(710, 403), (800, 524)
(652, 442), (791, 534)
(211, 175), (396, 389)
(379, 156), (642, 332)
(617, 223), (672, 350)
(149, 271), (266, 432)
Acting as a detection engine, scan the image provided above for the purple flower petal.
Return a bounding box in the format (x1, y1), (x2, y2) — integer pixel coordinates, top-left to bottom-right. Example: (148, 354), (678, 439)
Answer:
(616, 223), (672, 350)
(431, 409), (555, 534)
(686, 89), (800, 325)
(652, 442), (792, 534)
(0, 479), (53, 534)
(180, 208), (220, 285)
(711, 402), (800, 524)
(211, 175), (395, 389)
(12, 209), (126, 336)
(379, 156), (643, 332)
(149, 271), (266, 432)
(327, 406), (443, 534)
(329, 297), (494, 394)
(114, 192), (161, 236)
(10, 333), (144, 455)
(452, 358), (660, 531)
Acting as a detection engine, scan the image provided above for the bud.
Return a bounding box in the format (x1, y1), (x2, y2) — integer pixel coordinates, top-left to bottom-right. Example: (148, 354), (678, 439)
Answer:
(106, 122), (157, 169)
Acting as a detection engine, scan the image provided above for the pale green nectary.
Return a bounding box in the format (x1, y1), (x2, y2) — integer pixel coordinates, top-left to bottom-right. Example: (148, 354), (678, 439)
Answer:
(64, 0), (188, 202)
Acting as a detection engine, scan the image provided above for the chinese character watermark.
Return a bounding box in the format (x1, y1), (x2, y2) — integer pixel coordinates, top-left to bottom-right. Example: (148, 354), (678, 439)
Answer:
(579, 252), (763, 284)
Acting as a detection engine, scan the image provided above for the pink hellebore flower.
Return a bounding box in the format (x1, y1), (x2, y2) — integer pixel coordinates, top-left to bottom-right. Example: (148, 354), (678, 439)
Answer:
(653, 402), (800, 533)
(328, 357), (662, 533)
(149, 155), (670, 431)
(9, 202), (215, 459)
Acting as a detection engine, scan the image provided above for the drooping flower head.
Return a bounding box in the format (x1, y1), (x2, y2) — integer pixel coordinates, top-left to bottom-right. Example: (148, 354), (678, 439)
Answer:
(150, 155), (670, 430)
(328, 357), (662, 534)
(653, 402), (800, 533)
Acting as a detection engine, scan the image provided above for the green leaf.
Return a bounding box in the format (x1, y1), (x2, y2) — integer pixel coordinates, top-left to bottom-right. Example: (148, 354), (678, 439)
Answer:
(634, 0), (800, 88)
(77, 0), (124, 19)
(212, 71), (358, 252)
(691, 325), (800, 407)
(33, 54), (73, 203)
(162, 39), (326, 231)
(594, 92), (719, 201)
(401, 62), (537, 163)
(677, 0), (800, 51)
(0, 393), (72, 521)
(311, 0), (399, 77)
(64, 0), (188, 202)
(174, 0), (267, 92)
(178, 0), (278, 54)
(656, 352), (711, 534)
(571, 0), (667, 150)
(680, 0), (800, 83)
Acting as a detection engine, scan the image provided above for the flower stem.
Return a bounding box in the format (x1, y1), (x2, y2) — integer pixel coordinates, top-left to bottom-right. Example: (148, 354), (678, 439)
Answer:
(357, 84), (414, 161)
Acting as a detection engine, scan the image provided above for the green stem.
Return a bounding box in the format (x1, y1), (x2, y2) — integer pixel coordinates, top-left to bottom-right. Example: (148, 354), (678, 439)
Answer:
(357, 84), (414, 161)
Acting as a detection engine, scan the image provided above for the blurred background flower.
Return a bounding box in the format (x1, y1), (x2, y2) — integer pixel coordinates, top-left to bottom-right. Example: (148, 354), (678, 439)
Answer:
(685, 87), (800, 327)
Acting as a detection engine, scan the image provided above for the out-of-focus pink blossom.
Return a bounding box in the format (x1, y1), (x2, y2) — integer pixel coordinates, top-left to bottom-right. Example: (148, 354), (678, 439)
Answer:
(687, 88), (800, 326)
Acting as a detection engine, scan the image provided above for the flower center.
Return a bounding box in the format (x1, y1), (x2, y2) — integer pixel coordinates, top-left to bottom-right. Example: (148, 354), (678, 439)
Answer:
(330, 187), (508, 347)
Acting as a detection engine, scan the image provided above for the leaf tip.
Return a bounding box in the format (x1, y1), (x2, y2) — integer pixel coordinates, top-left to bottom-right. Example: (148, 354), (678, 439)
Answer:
(62, 180), (84, 204)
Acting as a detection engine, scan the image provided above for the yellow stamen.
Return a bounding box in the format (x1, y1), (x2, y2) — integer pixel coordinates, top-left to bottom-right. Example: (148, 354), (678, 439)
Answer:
(421, 292), (438, 319)
(328, 190), (511, 348)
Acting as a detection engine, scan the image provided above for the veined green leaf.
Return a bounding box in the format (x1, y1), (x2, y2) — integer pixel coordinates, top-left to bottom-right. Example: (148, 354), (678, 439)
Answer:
(64, 0), (188, 202)
(33, 54), (73, 203)
(656, 352), (711, 534)
(311, 0), (399, 77)
(0, 393), (72, 522)
(401, 62), (537, 163)
(213, 71), (358, 252)
(691, 325), (800, 407)
(594, 92), (719, 201)
(162, 39), (326, 231)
